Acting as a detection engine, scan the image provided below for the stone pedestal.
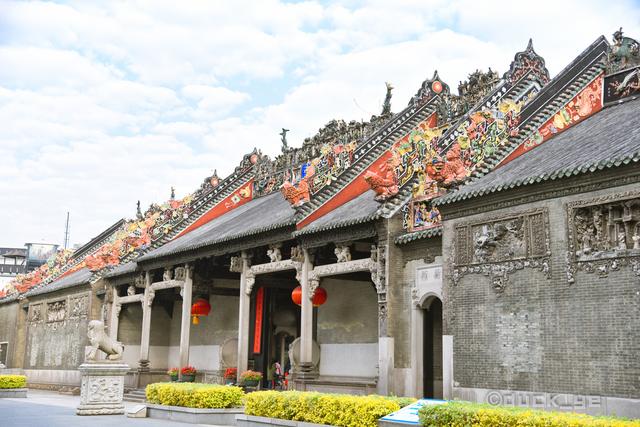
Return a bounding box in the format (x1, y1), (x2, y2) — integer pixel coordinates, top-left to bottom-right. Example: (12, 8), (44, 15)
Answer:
(77, 362), (129, 416)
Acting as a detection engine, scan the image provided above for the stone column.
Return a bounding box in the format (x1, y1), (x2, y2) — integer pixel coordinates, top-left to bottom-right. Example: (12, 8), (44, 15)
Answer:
(109, 287), (120, 341)
(298, 248), (315, 377)
(442, 335), (454, 400)
(236, 252), (251, 381)
(139, 271), (153, 371)
(178, 264), (193, 377)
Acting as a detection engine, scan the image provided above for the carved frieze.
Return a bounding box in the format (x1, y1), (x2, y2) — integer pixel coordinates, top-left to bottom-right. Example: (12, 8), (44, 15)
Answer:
(46, 299), (67, 322)
(566, 190), (640, 283)
(453, 208), (551, 292)
(69, 294), (89, 319)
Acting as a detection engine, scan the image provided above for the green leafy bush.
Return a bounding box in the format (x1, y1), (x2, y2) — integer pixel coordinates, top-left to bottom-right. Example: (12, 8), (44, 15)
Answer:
(145, 382), (243, 408)
(419, 401), (640, 427)
(244, 390), (408, 427)
(0, 375), (26, 389)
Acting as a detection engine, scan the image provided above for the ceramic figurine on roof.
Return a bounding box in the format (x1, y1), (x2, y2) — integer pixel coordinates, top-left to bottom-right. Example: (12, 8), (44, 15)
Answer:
(364, 153), (401, 201)
(281, 177), (310, 207)
(608, 28), (640, 73)
(455, 69), (501, 115)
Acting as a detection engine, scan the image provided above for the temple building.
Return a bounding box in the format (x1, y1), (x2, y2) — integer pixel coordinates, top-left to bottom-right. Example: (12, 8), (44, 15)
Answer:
(0, 28), (639, 417)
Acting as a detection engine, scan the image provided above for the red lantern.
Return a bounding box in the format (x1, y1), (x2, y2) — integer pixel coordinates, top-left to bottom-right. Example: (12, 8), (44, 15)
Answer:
(312, 287), (327, 307)
(291, 286), (302, 306)
(191, 297), (211, 325)
(291, 286), (327, 307)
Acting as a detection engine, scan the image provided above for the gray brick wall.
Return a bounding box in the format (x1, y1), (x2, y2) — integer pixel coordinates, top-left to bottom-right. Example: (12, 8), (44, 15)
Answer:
(442, 181), (640, 399)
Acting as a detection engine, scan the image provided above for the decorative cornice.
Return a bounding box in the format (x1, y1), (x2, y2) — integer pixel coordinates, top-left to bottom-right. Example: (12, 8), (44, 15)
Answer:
(439, 168), (640, 220)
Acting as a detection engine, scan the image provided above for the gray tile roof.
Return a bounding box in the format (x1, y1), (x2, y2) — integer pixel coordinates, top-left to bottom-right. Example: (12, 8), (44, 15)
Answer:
(102, 261), (138, 278)
(23, 267), (93, 298)
(0, 293), (20, 305)
(294, 190), (381, 236)
(395, 226), (443, 245)
(137, 192), (296, 262)
(437, 97), (640, 205)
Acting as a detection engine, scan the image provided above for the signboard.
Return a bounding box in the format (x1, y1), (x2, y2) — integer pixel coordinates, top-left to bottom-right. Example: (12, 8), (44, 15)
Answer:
(416, 265), (442, 289)
(380, 399), (446, 425)
(25, 243), (58, 263)
(603, 67), (640, 105)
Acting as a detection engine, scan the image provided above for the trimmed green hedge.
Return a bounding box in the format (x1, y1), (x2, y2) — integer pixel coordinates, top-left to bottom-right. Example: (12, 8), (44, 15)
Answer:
(419, 401), (640, 427)
(145, 382), (244, 408)
(0, 375), (26, 389)
(244, 390), (415, 427)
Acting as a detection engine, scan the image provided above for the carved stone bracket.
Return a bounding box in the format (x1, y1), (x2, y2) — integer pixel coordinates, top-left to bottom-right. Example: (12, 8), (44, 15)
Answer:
(566, 190), (640, 284)
(245, 259), (302, 295)
(116, 294), (144, 305)
(134, 274), (145, 288)
(453, 208), (551, 293)
(309, 256), (379, 299)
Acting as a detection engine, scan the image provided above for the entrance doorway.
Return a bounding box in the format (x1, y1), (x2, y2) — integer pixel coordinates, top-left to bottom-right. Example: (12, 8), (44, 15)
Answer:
(423, 297), (442, 398)
(249, 285), (299, 388)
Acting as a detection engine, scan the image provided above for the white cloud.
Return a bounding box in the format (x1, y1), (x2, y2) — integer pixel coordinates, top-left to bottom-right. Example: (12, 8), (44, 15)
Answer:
(1, 0), (639, 248)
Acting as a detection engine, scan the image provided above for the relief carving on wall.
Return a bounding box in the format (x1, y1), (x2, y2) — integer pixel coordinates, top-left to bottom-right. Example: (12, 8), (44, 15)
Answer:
(566, 191), (640, 283)
(29, 303), (43, 323)
(453, 208), (551, 293)
(69, 294), (89, 319)
(46, 300), (67, 323)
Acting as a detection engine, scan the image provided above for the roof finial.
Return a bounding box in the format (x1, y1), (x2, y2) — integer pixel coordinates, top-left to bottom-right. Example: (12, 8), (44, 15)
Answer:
(279, 128), (290, 152)
(136, 200), (143, 220)
(170, 186), (175, 200)
(382, 82), (393, 116)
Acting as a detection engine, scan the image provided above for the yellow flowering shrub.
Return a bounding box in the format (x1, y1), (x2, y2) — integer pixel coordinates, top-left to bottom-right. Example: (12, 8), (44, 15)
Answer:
(419, 401), (640, 427)
(145, 382), (243, 408)
(0, 375), (26, 389)
(244, 390), (410, 427)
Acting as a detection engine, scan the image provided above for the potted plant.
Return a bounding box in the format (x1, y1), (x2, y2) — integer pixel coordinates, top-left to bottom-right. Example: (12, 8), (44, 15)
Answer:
(180, 366), (196, 382)
(223, 368), (237, 385)
(239, 370), (262, 387)
(167, 367), (179, 382)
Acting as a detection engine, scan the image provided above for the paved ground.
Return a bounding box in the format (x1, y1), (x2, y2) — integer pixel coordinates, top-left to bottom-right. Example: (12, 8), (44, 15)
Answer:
(0, 390), (219, 427)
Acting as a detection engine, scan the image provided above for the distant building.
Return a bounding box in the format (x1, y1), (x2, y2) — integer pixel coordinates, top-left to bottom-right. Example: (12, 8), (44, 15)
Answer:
(0, 247), (27, 288)
(24, 243), (59, 272)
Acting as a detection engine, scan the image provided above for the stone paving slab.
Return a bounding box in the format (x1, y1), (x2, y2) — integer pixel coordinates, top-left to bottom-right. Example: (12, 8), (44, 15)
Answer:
(0, 390), (227, 427)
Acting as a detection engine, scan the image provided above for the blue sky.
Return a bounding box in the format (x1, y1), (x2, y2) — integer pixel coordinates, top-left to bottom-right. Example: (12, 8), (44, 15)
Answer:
(1, 0), (639, 248)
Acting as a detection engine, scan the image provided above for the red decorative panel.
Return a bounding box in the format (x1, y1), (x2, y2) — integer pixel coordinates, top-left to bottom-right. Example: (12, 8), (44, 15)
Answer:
(253, 287), (265, 354)
(498, 75), (603, 167)
(177, 180), (254, 237)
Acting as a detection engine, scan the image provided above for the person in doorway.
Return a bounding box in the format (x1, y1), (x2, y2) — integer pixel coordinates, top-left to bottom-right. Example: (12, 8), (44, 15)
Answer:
(272, 360), (283, 390)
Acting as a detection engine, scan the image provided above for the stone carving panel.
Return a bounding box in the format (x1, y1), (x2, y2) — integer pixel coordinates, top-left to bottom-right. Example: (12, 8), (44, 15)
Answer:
(566, 191), (640, 283)
(69, 294), (89, 319)
(29, 303), (43, 323)
(453, 209), (551, 292)
(46, 299), (67, 323)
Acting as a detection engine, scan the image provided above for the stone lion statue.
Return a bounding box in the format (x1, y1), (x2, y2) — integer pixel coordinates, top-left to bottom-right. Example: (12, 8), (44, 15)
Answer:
(86, 320), (124, 361)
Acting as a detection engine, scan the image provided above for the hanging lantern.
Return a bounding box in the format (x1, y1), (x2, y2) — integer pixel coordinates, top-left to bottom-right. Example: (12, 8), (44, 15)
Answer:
(191, 297), (211, 325)
(312, 287), (327, 307)
(291, 286), (302, 306)
(291, 286), (327, 307)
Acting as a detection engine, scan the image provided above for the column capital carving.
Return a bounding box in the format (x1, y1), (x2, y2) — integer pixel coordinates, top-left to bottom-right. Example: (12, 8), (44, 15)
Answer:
(245, 272), (256, 296)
